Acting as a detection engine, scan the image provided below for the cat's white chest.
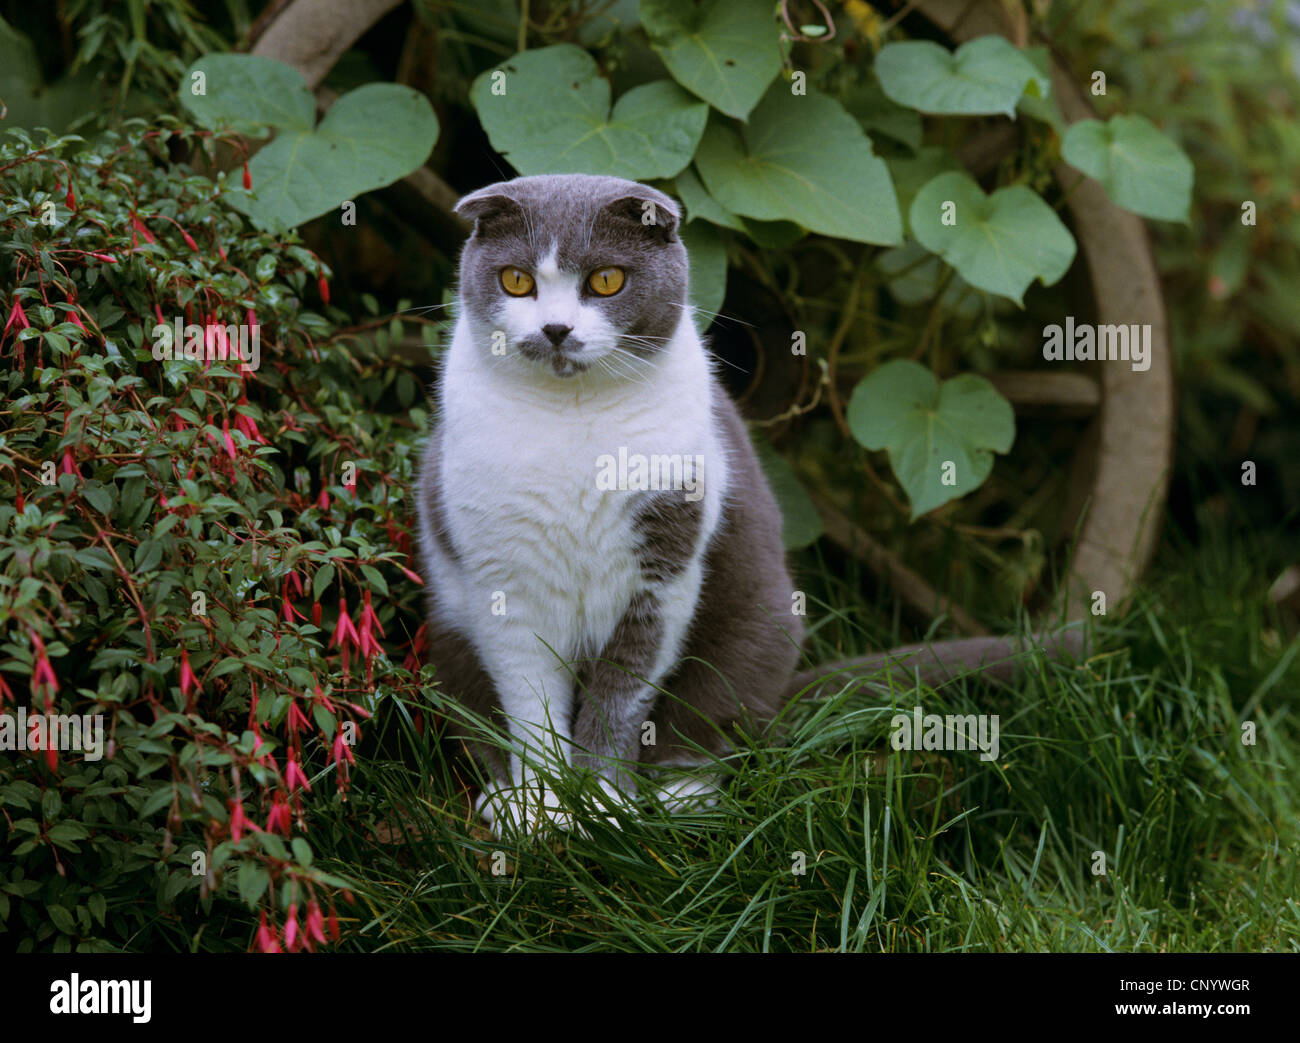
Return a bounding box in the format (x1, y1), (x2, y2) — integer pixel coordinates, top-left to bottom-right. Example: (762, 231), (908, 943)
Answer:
(432, 316), (723, 658)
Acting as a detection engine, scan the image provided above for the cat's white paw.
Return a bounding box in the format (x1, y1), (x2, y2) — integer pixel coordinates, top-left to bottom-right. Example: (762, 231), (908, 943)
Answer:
(653, 773), (720, 813)
(476, 782), (572, 838)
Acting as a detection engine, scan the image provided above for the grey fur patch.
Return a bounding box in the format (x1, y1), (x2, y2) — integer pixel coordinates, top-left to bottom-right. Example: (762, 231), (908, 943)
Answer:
(633, 492), (704, 584)
(572, 590), (663, 784)
(418, 425), (459, 562)
(453, 175), (688, 366)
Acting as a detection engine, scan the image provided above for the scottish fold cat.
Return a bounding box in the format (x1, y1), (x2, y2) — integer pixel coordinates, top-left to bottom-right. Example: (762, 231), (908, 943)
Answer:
(416, 173), (1080, 837)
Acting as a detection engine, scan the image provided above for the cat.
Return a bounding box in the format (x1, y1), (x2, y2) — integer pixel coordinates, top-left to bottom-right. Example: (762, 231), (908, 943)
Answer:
(415, 173), (1082, 837)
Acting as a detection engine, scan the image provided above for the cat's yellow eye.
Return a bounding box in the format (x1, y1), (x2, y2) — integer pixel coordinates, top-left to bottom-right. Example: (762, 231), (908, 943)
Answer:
(587, 267), (625, 296)
(500, 267), (535, 297)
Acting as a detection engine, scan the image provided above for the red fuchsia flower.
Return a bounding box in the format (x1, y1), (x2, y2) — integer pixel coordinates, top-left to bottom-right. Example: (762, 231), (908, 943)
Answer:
(243, 162), (252, 190)
(266, 791), (291, 836)
(403, 622), (430, 673)
(311, 683), (335, 714)
(181, 229), (198, 252)
(130, 213), (156, 245)
(286, 700), (309, 735)
(154, 303), (166, 327)
(316, 488), (330, 512)
(58, 450), (76, 477)
(330, 595), (361, 673)
(327, 904), (341, 942)
(220, 419), (237, 460)
(179, 649), (199, 699)
(311, 601), (322, 627)
(331, 729), (355, 770)
(318, 274), (330, 306)
(233, 409), (266, 446)
(68, 310), (87, 334)
(4, 297), (30, 337)
(65, 186), (75, 209)
(30, 634), (59, 697)
(87, 253), (117, 264)
(284, 571), (304, 599)
(356, 590), (386, 660)
(281, 592), (305, 624)
(256, 910), (281, 953)
(285, 755), (312, 793)
(283, 903), (300, 952)
(229, 799), (247, 842)
(305, 901), (327, 947)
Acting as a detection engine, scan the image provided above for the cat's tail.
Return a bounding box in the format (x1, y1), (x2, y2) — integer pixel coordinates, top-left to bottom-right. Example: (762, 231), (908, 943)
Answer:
(785, 626), (1087, 699)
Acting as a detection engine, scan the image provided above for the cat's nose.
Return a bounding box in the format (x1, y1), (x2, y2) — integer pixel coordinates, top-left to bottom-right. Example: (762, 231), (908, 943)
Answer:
(542, 323), (572, 346)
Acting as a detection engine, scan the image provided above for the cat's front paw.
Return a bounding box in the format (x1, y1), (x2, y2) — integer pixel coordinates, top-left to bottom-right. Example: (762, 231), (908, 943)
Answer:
(476, 781), (572, 838)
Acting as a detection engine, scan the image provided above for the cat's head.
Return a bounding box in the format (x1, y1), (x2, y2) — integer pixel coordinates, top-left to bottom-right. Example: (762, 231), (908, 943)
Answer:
(453, 174), (688, 379)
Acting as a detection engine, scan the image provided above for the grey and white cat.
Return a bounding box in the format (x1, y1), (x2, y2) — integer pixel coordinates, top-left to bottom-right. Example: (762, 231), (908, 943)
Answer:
(415, 174), (800, 834)
(416, 173), (1081, 837)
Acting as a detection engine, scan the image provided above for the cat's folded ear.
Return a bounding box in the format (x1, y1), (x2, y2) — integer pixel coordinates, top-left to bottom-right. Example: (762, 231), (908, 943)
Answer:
(454, 188), (524, 238)
(601, 188), (681, 244)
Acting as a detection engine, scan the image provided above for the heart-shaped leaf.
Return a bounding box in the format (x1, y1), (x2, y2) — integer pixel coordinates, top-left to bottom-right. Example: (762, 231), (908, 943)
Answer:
(674, 167), (746, 231)
(695, 85), (902, 246)
(640, 0), (782, 120)
(910, 171), (1075, 305)
(679, 220), (728, 332)
(848, 359), (1015, 519)
(180, 54), (314, 136)
(471, 45), (707, 179)
(239, 84), (438, 232)
(875, 36), (1050, 118)
(1062, 114), (1193, 222)
(179, 56), (439, 232)
(885, 146), (960, 235)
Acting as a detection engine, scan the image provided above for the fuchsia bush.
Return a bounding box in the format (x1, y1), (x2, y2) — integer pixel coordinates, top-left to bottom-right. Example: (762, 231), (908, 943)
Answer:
(0, 122), (434, 952)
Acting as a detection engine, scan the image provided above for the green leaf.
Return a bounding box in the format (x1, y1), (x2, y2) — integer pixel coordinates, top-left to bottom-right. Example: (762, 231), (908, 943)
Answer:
(909, 171), (1075, 305)
(755, 441), (824, 549)
(640, 0), (782, 120)
(1017, 47), (1067, 134)
(842, 82), (924, 153)
(848, 360), (1015, 519)
(237, 862), (270, 907)
(82, 481), (113, 516)
(180, 56), (437, 231)
(179, 54), (315, 136)
(291, 837), (314, 866)
(680, 220), (727, 332)
(675, 167), (745, 231)
(1061, 114), (1193, 222)
(471, 46), (707, 179)
(875, 36), (1050, 118)
(313, 562), (335, 601)
(695, 86), (902, 246)
(48, 904), (77, 934)
(238, 83), (439, 232)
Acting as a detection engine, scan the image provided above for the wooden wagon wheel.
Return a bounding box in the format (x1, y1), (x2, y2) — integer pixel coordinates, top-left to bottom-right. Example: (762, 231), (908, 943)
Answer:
(906, 0), (1174, 622)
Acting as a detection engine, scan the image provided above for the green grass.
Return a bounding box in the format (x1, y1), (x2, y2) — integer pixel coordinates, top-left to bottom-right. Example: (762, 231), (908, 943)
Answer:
(305, 523), (1300, 952)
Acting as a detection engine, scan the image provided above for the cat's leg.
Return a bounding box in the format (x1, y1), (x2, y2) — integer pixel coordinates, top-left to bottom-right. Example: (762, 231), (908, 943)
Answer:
(472, 628), (579, 837)
(571, 561), (703, 806)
